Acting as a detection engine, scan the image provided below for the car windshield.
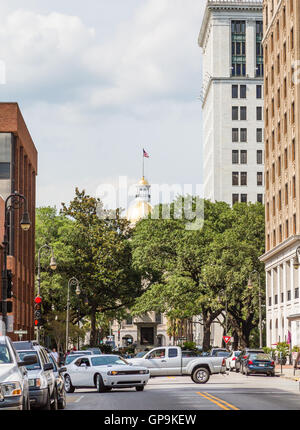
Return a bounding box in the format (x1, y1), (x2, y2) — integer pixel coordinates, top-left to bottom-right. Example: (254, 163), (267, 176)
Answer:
(18, 351), (41, 370)
(249, 353), (271, 361)
(65, 355), (83, 365)
(91, 356), (128, 367)
(0, 343), (12, 364)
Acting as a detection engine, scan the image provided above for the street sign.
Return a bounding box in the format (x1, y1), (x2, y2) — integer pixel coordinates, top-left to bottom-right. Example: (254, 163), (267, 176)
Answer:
(14, 330), (28, 335)
(223, 336), (231, 344)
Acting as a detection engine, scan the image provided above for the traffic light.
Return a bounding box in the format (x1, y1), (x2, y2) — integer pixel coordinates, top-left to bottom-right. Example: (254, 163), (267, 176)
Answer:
(34, 296), (42, 327)
(7, 270), (12, 299)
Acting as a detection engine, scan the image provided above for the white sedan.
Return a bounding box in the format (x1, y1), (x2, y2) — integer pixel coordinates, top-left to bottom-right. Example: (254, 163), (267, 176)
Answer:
(225, 351), (241, 371)
(64, 354), (150, 393)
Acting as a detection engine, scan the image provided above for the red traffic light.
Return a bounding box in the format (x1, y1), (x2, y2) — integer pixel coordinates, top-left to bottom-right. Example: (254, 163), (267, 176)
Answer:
(34, 296), (42, 304)
(34, 320), (39, 326)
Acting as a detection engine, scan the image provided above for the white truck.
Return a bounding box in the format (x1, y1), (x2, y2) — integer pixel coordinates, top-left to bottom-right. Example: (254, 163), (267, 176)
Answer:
(127, 346), (226, 384)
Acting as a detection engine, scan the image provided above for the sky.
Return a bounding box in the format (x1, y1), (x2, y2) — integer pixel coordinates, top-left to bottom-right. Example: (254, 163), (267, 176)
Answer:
(0, 0), (206, 210)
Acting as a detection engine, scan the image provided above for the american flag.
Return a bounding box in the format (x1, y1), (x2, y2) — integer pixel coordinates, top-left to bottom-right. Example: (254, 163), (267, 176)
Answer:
(143, 149), (149, 158)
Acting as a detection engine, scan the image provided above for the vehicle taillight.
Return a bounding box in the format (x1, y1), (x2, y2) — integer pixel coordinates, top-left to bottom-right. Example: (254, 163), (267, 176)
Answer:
(248, 360), (253, 365)
(271, 361), (274, 366)
(232, 357), (236, 361)
(222, 358), (226, 366)
(243, 355), (248, 359)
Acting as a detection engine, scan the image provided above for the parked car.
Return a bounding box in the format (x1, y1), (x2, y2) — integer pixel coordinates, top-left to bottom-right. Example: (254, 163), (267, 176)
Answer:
(225, 351), (241, 371)
(61, 350), (93, 365)
(13, 341), (58, 410)
(0, 336), (37, 410)
(48, 354), (67, 409)
(87, 348), (102, 355)
(242, 352), (275, 376)
(235, 348), (264, 373)
(69, 350), (93, 356)
(127, 346), (227, 384)
(210, 348), (228, 357)
(64, 354), (150, 393)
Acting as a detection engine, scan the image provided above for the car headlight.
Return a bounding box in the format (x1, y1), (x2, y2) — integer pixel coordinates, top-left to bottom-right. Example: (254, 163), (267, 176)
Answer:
(107, 371), (118, 376)
(29, 377), (47, 389)
(0, 382), (22, 397)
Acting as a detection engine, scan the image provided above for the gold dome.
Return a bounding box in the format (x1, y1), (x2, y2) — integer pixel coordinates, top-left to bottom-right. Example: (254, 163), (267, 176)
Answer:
(127, 200), (152, 224)
(138, 176), (149, 186)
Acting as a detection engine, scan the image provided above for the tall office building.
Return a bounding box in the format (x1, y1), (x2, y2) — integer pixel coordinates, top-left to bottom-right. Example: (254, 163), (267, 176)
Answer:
(261, 0), (300, 348)
(199, 0), (264, 206)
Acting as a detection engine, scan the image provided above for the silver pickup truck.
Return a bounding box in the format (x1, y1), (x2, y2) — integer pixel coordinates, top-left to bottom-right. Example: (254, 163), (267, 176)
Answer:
(127, 346), (226, 384)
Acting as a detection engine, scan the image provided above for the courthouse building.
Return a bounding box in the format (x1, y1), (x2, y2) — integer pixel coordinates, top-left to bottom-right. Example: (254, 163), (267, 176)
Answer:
(260, 0), (300, 347)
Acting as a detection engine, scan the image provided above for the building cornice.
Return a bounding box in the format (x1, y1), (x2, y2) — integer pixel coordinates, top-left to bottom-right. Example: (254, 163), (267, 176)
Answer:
(199, 1), (263, 47)
(260, 235), (300, 262)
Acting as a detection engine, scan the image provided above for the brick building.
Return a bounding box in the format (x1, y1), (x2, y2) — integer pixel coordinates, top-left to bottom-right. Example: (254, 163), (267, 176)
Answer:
(260, 0), (300, 347)
(0, 103), (37, 340)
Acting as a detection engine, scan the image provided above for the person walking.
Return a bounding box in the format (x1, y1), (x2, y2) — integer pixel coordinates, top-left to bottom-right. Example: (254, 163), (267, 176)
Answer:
(51, 348), (59, 364)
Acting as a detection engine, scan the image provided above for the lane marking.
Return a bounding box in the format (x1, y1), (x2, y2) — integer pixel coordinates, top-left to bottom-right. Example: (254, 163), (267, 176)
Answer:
(75, 395), (85, 403)
(196, 392), (230, 410)
(66, 395), (85, 404)
(203, 392), (239, 410)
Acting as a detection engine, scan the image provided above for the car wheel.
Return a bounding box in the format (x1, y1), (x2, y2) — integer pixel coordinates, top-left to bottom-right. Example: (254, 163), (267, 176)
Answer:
(95, 374), (105, 393)
(270, 372), (275, 377)
(64, 375), (75, 393)
(51, 386), (58, 410)
(136, 386), (144, 392)
(235, 365), (240, 373)
(42, 390), (51, 410)
(191, 367), (210, 384)
(58, 388), (67, 409)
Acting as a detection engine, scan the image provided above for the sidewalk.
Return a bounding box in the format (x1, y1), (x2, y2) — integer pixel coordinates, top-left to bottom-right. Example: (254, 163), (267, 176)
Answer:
(276, 365), (300, 381)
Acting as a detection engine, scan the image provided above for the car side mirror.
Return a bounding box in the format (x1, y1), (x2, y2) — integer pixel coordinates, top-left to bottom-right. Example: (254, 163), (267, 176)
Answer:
(59, 367), (67, 374)
(44, 362), (54, 371)
(18, 354), (37, 367)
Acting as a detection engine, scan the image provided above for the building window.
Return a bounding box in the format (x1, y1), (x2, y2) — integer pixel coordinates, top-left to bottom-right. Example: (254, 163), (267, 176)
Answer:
(284, 148), (288, 169)
(240, 194), (247, 203)
(287, 291), (291, 301)
(257, 194), (263, 203)
(232, 85), (238, 98)
(257, 128), (263, 143)
(279, 225), (283, 242)
(240, 85), (246, 98)
(292, 102), (295, 123)
(293, 176), (296, 198)
(257, 150), (263, 164)
(232, 106), (239, 120)
(295, 288), (299, 299)
(269, 297), (272, 306)
(292, 139), (295, 161)
(257, 107), (262, 120)
(256, 85), (262, 99)
(232, 128), (239, 142)
(241, 172), (247, 186)
(279, 189), (282, 210)
(231, 20), (246, 77)
(256, 21), (263, 77)
(281, 292), (284, 303)
(240, 106), (247, 120)
(275, 294), (278, 305)
(232, 194), (239, 205)
(240, 128), (247, 142)
(278, 156), (281, 176)
(293, 214), (297, 234)
(285, 183), (288, 205)
(232, 150), (239, 164)
(257, 172), (263, 186)
(232, 172), (239, 186)
(155, 313), (162, 324)
(126, 315), (133, 325)
(240, 150), (247, 164)
(0, 162), (10, 179)
(286, 219), (289, 238)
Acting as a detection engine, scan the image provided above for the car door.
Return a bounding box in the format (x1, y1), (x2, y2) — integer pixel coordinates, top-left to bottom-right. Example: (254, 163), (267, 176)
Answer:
(166, 348), (182, 375)
(143, 348), (168, 376)
(74, 357), (92, 386)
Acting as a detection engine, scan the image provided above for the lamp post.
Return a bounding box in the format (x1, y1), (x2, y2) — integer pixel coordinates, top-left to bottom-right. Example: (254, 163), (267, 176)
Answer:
(66, 277), (80, 352)
(248, 270), (263, 349)
(36, 244), (57, 343)
(1, 191), (31, 336)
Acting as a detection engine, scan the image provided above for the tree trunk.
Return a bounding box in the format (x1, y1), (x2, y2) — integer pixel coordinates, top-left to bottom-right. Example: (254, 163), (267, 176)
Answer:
(89, 311), (97, 347)
(202, 312), (211, 351)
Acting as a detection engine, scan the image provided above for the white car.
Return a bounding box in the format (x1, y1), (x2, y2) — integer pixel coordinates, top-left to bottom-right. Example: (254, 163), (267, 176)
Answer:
(225, 351), (241, 371)
(64, 354), (150, 393)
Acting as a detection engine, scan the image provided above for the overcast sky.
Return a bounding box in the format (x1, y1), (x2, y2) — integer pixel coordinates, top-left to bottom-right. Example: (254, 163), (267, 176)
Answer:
(0, 0), (206, 210)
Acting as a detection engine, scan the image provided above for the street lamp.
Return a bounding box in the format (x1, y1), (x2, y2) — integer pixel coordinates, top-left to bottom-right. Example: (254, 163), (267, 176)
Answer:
(293, 246), (300, 269)
(36, 244), (57, 342)
(66, 277), (80, 351)
(248, 270), (263, 349)
(1, 191), (31, 336)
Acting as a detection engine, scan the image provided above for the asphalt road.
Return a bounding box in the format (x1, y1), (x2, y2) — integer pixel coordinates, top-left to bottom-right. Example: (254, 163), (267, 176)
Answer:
(65, 371), (300, 411)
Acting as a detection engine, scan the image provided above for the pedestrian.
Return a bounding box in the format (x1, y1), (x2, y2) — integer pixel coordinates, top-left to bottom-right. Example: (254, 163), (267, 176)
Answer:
(51, 347), (59, 364)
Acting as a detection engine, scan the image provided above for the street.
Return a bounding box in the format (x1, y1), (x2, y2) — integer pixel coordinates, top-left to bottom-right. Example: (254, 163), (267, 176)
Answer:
(65, 372), (300, 411)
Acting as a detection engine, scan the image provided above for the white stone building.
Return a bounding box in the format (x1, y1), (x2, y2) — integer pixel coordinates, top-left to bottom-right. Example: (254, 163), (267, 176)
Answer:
(199, 0), (264, 206)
